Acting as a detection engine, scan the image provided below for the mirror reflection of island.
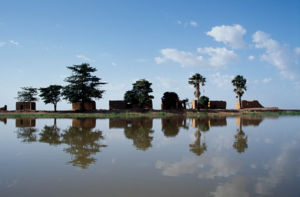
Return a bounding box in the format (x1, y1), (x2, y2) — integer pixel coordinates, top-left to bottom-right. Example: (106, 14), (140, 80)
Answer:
(109, 118), (154, 151)
(190, 117), (227, 156)
(15, 118), (38, 143)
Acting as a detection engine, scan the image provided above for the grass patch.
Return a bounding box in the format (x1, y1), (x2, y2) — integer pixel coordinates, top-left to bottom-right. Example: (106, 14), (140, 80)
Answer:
(0, 110), (299, 119)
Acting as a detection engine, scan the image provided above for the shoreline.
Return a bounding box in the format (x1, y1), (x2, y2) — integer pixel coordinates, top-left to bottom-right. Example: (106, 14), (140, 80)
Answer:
(0, 108), (300, 118)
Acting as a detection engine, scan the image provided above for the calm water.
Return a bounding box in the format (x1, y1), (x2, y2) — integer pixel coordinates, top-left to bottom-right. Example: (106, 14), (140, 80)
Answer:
(0, 116), (299, 197)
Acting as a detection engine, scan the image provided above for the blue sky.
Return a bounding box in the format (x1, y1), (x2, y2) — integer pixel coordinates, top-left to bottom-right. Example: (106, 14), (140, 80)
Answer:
(1, 0), (300, 110)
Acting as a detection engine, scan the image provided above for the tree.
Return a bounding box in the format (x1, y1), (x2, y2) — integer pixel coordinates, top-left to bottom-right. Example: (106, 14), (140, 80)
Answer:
(124, 79), (154, 108)
(62, 63), (107, 111)
(161, 92), (179, 110)
(188, 73), (206, 100)
(232, 75), (247, 109)
(17, 87), (38, 102)
(198, 96), (209, 108)
(39, 85), (62, 112)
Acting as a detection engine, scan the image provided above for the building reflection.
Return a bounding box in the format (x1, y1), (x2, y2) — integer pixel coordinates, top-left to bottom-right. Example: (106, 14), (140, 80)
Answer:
(109, 118), (154, 151)
(190, 117), (227, 156)
(161, 117), (188, 137)
(15, 118), (38, 143)
(61, 118), (106, 169)
(0, 118), (7, 125)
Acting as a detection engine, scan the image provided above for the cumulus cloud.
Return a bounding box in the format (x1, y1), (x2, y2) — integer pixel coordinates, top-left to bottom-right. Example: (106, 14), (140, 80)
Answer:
(190, 21), (198, 27)
(248, 55), (255, 60)
(76, 54), (94, 62)
(252, 31), (300, 80)
(207, 24), (246, 49)
(155, 47), (238, 68)
(9, 40), (19, 46)
(262, 77), (272, 84)
(210, 72), (234, 88)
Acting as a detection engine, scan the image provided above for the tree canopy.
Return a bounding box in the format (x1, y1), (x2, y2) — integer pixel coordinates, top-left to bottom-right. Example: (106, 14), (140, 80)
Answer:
(39, 85), (62, 111)
(62, 63), (107, 109)
(124, 79), (154, 107)
(161, 92), (179, 110)
(17, 87), (38, 102)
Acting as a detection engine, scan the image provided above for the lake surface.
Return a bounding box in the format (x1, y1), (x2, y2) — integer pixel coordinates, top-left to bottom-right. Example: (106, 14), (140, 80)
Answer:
(0, 116), (299, 197)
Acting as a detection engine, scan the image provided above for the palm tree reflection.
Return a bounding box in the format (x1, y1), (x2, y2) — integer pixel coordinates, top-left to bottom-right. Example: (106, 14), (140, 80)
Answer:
(233, 117), (248, 153)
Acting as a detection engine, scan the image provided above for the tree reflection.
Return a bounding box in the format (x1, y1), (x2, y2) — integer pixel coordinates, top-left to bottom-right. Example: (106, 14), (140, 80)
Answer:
(189, 118), (210, 156)
(0, 118), (7, 125)
(233, 118), (248, 153)
(15, 118), (37, 143)
(161, 117), (188, 137)
(39, 119), (61, 145)
(123, 118), (154, 151)
(61, 118), (106, 169)
(189, 130), (207, 156)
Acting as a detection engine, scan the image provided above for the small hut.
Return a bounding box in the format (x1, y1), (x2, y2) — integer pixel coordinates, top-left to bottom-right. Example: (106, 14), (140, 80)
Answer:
(16, 102), (36, 111)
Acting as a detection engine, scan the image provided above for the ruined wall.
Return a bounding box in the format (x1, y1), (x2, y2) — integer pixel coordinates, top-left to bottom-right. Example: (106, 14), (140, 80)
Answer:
(161, 100), (186, 110)
(109, 100), (127, 110)
(235, 100), (264, 109)
(16, 102), (36, 111)
(0, 105), (7, 111)
(72, 101), (96, 111)
(208, 101), (227, 109)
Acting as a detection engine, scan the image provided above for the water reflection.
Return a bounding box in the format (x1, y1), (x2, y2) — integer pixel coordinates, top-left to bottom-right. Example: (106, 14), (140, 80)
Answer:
(15, 118), (38, 143)
(189, 117), (227, 156)
(161, 117), (188, 137)
(233, 116), (265, 154)
(39, 118), (61, 146)
(110, 118), (154, 151)
(62, 118), (107, 169)
(0, 117), (7, 124)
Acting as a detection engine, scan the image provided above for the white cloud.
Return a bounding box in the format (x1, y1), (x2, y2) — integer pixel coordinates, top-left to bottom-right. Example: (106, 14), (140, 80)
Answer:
(190, 21), (198, 27)
(253, 31), (300, 80)
(0, 42), (5, 47)
(111, 62), (117, 66)
(210, 72), (234, 88)
(248, 55), (255, 60)
(76, 54), (94, 62)
(262, 77), (272, 84)
(9, 40), (19, 46)
(155, 47), (238, 68)
(206, 24), (246, 49)
(177, 20), (182, 25)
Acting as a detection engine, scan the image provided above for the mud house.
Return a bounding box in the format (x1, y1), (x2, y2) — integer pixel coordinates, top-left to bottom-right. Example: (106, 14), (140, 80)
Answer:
(16, 102), (36, 111)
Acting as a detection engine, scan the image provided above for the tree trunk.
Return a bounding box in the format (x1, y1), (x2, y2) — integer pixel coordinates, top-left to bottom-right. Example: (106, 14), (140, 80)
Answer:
(54, 103), (57, 112)
(239, 96), (242, 109)
(80, 101), (85, 112)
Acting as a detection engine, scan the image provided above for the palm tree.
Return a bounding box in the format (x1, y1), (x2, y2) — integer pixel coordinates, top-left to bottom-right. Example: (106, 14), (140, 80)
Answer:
(232, 75), (247, 109)
(188, 73), (206, 100)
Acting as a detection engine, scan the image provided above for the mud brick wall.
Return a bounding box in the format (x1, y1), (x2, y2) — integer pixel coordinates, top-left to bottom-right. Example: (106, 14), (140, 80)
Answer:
(16, 102), (36, 111)
(161, 100), (186, 110)
(16, 118), (36, 127)
(0, 105), (7, 111)
(72, 101), (96, 111)
(235, 100), (264, 109)
(72, 118), (96, 129)
(109, 100), (127, 110)
(208, 101), (227, 109)
(209, 117), (227, 127)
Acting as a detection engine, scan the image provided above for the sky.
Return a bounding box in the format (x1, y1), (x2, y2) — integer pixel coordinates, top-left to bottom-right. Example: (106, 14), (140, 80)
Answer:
(0, 0), (300, 110)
